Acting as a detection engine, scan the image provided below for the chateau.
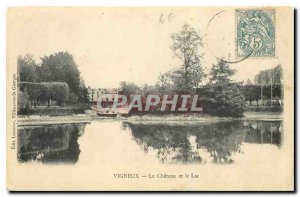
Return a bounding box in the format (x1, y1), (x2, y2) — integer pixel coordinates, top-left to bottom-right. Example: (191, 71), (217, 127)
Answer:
(87, 87), (118, 102)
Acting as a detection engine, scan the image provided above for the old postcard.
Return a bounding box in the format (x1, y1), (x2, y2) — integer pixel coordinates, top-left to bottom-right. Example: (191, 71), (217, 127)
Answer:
(6, 7), (294, 191)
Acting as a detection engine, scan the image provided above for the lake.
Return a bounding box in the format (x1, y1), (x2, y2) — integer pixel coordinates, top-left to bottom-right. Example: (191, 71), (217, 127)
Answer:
(17, 119), (282, 165)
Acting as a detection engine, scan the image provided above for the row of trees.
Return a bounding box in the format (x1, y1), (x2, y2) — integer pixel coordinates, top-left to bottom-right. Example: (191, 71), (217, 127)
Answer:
(254, 64), (283, 86)
(18, 51), (89, 106)
(19, 82), (69, 107)
(244, 64), (283, 106)
(243, 84), (283, 106)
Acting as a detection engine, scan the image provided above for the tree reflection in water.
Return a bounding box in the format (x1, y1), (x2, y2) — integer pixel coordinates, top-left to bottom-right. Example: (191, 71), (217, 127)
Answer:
(122, 120), (282, 164)
(18, 123), (87, 164)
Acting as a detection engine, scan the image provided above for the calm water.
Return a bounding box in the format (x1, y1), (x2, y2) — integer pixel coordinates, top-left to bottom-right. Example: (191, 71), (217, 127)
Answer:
(17, 120), (282, 165)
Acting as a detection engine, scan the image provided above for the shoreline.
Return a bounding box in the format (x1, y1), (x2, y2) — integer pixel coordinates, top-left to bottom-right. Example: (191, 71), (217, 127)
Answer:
(17, 111), (283, 126)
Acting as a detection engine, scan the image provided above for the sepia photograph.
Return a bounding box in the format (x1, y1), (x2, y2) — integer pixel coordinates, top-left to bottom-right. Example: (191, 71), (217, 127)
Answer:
(6, 6), (294, 191)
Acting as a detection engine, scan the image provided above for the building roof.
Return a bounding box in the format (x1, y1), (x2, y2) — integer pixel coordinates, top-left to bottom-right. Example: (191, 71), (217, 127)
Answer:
(88, 87), (118, 94)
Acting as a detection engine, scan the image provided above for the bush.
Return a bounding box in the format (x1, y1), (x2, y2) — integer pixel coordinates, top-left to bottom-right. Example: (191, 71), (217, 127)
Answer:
(201, 83), (246, 117)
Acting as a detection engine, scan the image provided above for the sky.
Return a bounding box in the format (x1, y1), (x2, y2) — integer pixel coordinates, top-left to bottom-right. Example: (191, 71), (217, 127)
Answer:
(7, 7), (285, 88)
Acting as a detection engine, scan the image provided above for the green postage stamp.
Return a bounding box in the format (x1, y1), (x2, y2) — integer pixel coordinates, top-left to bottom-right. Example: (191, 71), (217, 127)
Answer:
(236, 9), (275, 57)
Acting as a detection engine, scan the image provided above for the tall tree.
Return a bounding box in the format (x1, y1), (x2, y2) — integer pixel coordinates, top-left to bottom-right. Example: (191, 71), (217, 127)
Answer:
(202, 60), (245, 117)
(78, 78), (89, 103)
(40, 51), (81, 97)
(209, 60), (236, 84)
(272, 64), (283, 85)
(18, 54), (39, 82)
(170, 23), (204, 92)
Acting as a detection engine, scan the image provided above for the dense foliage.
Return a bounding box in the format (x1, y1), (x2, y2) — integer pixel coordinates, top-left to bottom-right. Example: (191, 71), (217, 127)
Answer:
(19, 82), (69, 107)
(200, 83), (245, 117)
(18, 52), (89, 103)
(196, 60), (245, 117)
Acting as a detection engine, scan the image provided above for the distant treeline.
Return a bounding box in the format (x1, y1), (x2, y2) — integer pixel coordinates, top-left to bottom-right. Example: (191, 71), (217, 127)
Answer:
(243, 84), (283, 106)
(244, 64), (283, 106)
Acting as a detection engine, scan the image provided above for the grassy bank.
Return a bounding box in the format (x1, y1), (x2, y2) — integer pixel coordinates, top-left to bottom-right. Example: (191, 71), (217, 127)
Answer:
(17, 111), (283, 126)
(18, 104), (90, 117)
